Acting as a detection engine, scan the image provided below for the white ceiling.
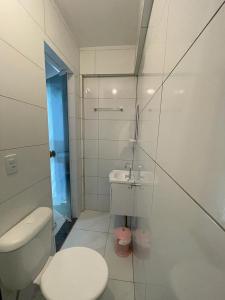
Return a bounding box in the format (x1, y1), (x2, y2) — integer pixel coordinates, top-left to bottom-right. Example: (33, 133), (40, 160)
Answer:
(55, 0), (141, 47)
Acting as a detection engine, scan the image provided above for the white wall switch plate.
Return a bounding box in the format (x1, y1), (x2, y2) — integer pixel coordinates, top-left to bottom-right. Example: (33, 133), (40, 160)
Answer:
(4, 154), (18, 175)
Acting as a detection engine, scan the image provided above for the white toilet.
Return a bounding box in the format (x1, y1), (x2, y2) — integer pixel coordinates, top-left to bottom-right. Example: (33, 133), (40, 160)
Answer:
(0, 207), (108, 300)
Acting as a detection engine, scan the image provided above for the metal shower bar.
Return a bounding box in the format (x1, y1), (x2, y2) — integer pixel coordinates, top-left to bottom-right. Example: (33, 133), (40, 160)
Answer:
(94, 107), (123, 112)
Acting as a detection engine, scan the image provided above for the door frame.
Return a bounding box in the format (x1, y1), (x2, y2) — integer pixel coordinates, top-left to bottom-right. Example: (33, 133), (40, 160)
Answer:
(44, 42), (81, 220)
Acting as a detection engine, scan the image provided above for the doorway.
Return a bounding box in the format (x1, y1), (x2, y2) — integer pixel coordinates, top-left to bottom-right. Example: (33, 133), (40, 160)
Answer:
(45, 44), (72, 235)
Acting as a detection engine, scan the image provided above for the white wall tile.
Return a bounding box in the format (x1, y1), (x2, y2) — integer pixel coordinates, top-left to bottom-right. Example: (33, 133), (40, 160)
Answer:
(19, 0), (45, 29)
(98, 99), (135, 120)
(99, 140), (133, 160)
(85, 176), (98, 194)
(134, 1), (225, 298)
(0, 0), (80, 240)
(83, 78), (99, 99)
(85, 194), (109, 212)
(84, 120), (99, 140)
(0, 145), (49, 203)
(84, 158), (98, 177)
(0, 178), (51, 237)
(83, 77), (136, 212)
(149, 166), (225, 299)
(68, 93), (76, 118)
(0, 97), (48, 150)
(0, 0), (44, 68)
(98, 177), (110, 195)
(137, 75), (161, 111)
(44, 0), (78, 67)
(85, 194), (98, 211)
(164, 0), (224, 75)
(0, 39), (46, 107)
(96, 48), (136, 74)
(138, 88), (162, 159)
(76, 98), (82, 119)
(157, 7), (225, 227)
(97, 195), (110, 212)
(99, 77), (137, 99)
(84, 140), (98, 158)
(99, 120), (135, 141)
(84, 99), (99, 119)
(80, 50), (96, 75)
(141, 0), (169, 78)
(69, 116), (77, 140)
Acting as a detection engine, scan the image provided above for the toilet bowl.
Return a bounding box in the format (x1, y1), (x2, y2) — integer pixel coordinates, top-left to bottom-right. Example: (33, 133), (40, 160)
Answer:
(40, 247), (108, 300)
(0, 207), (108, 300)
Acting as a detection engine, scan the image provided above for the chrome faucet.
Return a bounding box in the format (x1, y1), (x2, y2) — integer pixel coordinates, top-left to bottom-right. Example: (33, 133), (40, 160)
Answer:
(124, 162), (132, 180)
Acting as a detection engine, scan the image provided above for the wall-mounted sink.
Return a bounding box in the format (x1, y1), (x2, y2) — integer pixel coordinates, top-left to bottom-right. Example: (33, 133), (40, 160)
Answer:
(109, 169), (154, 185)
(109, 170), (134, 184)
(109, 169), (154, 217)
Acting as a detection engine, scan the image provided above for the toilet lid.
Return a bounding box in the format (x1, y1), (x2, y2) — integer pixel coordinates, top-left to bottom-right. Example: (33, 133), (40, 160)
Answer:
(40, 247), (108, 300)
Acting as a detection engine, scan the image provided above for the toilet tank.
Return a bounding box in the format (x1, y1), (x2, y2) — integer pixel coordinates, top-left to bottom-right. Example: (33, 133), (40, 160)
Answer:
(0, 207), (52, 291)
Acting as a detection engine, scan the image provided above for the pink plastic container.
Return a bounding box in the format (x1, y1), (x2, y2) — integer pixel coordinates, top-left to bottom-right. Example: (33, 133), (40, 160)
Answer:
(114, 227), (132, 257)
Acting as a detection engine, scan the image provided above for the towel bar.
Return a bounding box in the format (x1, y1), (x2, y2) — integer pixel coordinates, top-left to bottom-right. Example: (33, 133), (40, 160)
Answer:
(94, 107), (123, 112)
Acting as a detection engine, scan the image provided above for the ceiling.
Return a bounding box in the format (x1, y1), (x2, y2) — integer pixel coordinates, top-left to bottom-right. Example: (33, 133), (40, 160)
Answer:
(55, 0), (141, 47)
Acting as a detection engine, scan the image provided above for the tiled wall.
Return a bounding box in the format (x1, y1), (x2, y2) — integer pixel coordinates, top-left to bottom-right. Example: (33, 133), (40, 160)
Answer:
(68, 74), (83, 216)
(80, 46), (136, 75)
(133, 1), (225, 299)
(83, 77), (137, 211)
(0, 0), (80, 253)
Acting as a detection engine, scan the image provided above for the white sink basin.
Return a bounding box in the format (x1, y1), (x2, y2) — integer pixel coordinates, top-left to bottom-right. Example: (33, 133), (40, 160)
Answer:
(109, 169), (154, 185)
(109, 170), (134, 184)
(109, 170), (154, 217)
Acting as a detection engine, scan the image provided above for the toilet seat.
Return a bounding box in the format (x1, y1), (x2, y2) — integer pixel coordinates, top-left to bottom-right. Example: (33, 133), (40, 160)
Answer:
(40, 247), (108, 300)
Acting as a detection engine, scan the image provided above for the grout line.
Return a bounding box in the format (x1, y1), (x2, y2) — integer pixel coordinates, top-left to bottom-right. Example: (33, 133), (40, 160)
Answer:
(107, 278), (135, 284)
(84, 118), (135, 121)
(137, 144), (225, 233)
(0, 37), (44, 71)
(148, 85), (164, 221)
(83, 98), (136, 100)
(0, 143), (49, 152)
(138, 1), (225, 116)
(97, 78), (100, 204)
(0, 176), (50, 206)
(98, 139), (134, 142)
(71, 227), (109, 234)
(162, 1), (225, 86)
(103, 232), (109, 257)
(83, 74), (136, 78)
(18, 0), (44, 32)
(0, 94), (47, 110)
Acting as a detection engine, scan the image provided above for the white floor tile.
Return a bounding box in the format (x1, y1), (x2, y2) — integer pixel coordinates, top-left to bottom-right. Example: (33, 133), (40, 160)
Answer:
(75, 210), (110, 232)
(104, 234), (133, 282)
(99, 279), (134, 300)
(61, 228), (107, 256)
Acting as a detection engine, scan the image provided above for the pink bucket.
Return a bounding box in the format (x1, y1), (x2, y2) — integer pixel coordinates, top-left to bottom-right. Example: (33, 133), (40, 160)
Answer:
(114, 227), (132, 257)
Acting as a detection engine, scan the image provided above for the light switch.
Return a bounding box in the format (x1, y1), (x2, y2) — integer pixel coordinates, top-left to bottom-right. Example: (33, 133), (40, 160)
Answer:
(4, 154), (17, 175)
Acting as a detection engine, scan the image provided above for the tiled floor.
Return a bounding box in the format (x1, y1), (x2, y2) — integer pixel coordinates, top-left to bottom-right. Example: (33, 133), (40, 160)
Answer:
(62, 210), (134, 300)
(32, 210), (134, 300)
